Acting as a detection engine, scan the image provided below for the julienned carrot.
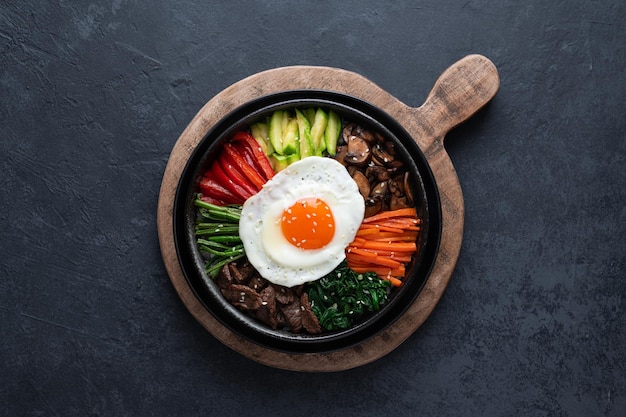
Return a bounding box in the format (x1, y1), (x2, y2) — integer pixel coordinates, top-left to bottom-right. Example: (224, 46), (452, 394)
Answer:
(362, 207), (417, 223)
(376, 223), (421, 231)
(347, 253), (403, 269)
(347, 247), (413, 262)
(373, 218), (421, 228)
(348, 247), (413, 263)
(359, 241), (417, 252)
(357, 224), (405, 234)
(387, 277), (403, 287)
(346, 247), (377, 258)
(351, 267), (406, 283)
(366, 231), (419, 241)
(346, 207), (422, 285)
(350, 262), (406, 276)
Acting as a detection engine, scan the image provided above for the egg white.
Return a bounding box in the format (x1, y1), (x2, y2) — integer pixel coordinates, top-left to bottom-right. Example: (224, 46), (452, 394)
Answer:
(239, 156), (364, 287)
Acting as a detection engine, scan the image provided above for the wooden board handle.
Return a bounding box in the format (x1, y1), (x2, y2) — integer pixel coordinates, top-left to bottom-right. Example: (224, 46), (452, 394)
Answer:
(416, 54), (500, 144)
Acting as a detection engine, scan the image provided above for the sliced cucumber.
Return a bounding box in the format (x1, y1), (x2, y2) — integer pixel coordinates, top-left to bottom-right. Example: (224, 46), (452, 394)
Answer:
(269, 110), (285, 154)
(310, 108), (328, 156)
(282, 118), (299, 156)
(250, 122), (272, 155)
(295, 108), (313, 159)
(270, 153), (299, 172)
(304, 108), (316, 126)
(324, 110), (341, 156)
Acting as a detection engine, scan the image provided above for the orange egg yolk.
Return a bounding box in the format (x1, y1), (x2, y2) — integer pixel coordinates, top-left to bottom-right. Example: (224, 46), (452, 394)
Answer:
(281, 197), (335, 250)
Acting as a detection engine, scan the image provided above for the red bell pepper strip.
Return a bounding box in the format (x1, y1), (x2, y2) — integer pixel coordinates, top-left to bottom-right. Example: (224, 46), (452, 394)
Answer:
(199, 176), (240, 205)
(231, 140), (273, 185)
(210, 160), (253, 202)
(231, 131), (274, 180)
(221, 143), (266, 190)
(217, 155), (257, 197)
(218, 154), (257, 197)
(199, 194), (226, 206)
(232, 141), (260, 176)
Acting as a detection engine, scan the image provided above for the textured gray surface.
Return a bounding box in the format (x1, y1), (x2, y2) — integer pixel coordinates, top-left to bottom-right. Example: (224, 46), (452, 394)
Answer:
(1, 1), (625, 416)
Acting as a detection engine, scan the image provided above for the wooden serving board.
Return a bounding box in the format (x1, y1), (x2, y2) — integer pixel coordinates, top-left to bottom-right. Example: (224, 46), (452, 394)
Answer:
(157, 54), (499, 372)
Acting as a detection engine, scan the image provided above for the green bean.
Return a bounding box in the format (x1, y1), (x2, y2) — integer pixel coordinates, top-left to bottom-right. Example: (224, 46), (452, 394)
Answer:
(195, 197), (245, 278)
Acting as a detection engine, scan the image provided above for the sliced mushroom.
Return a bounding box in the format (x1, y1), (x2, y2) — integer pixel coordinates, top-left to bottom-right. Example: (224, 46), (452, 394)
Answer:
(403, 172), (414, 205)
(371, 144), (395, 166)
(359, 129), (375, 143)
(345, 135), (371, 166)
(388, 175), (405, 197)
(365, 165), (391, 183)
(389, 195), (410, 211)
(370, 181), (388, 197)
(333, 145), (349, 166)
(387, 159), (404, 169)
(351, 170), (371, 199)
(384, 140), (397, 157)
(364, 197), (383, 217)
(342, 123), (356, 143)
(373, 131), (386, 143)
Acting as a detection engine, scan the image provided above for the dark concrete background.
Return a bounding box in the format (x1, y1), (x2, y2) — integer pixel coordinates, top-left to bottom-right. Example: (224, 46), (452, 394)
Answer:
(1, 1), (624, 416)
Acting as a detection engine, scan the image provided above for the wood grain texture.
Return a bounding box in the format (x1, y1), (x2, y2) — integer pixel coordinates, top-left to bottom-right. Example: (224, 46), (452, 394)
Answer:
(157, 54), (499, 371)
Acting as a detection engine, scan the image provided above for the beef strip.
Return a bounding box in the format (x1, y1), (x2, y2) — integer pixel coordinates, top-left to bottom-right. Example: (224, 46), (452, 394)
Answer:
(300, 293), (322, 334)
(247, 274), (268, 292)
(215, 264), (233, 290)
(279, 300), (303, 334)
(274, 285), (298, 305)
(228, 263), (248, 284)
(255, 285), (278, 329)
(220, 284), (262, 311)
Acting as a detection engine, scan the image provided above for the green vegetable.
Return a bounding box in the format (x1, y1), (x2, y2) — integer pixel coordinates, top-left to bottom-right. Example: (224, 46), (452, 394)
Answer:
(324, 110), (341, 156)
(253, 107), (343, 170)
(304, 108), (316, 126)
(295, 108), (314, 159)
(305, 261), (391, 331)
(270, 153), (299, 172)
(310, 108), (328, 156)
(250, 122), (272, 155)
(194, 198), (245, 278)
(281, 117), (299, 155)
(269, 110), (285, 154)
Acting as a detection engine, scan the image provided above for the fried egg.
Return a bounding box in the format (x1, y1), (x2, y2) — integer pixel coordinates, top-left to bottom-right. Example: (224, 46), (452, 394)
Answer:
(239, 156), (364, 287)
